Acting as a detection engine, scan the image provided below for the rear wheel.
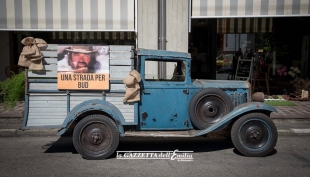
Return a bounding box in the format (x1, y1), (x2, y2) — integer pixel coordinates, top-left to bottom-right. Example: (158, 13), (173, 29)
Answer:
(189, 88), (234, 129)
(73, 114), (119, 160)
(231, 113), (278, 157)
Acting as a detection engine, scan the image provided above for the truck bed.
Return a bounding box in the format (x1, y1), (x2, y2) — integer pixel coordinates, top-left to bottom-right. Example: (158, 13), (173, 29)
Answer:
(22, 44), (135, 129)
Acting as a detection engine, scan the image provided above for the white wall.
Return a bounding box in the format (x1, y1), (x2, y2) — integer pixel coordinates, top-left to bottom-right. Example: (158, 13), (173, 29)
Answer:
(138, 0), (159, 77)
(137, 0), (189, 78)
(166, 0), (188, 76)
(166, 0), (188, 53)
(0, 32), (11, 81)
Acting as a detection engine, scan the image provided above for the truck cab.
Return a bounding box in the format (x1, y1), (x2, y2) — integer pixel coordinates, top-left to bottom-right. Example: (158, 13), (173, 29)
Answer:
(138, 49), (193, 130)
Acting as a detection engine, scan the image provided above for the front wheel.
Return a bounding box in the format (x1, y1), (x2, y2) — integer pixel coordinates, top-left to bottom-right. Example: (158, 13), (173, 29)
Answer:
(231, 113), (278, 157)
(73, 114), (119, 160)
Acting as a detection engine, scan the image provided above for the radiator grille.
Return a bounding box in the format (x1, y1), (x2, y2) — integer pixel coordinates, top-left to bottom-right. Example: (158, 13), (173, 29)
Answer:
(229, 92), (247, 107)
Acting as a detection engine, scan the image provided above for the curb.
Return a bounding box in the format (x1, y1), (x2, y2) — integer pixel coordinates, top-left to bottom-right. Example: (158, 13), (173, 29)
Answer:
(0, 129), (309, 137)
(0, 129), (59, 137)
(271, 118), (310, 123)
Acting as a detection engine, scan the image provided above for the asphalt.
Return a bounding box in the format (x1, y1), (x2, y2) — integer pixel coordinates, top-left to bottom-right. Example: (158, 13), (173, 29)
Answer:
(0, 101), (310, 137)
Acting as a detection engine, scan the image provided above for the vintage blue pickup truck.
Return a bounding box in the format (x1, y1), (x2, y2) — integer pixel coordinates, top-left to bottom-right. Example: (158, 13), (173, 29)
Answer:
(23, 46), (278, 160)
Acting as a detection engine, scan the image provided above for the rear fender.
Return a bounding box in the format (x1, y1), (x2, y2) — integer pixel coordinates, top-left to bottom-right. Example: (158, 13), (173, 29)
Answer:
(189, 102), (277, 137)
(58, 99), (125, 136)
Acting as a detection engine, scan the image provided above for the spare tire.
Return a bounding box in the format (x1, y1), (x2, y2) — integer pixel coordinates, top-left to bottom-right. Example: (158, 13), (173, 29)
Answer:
(189, 88), (234, 129)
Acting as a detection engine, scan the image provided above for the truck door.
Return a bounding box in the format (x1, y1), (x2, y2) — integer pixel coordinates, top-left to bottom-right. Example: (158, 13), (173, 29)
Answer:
(139, 59), (191, 130)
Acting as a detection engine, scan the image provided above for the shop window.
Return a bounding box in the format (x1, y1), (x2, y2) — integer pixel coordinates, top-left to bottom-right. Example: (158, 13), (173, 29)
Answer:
(216, 33), (257, 80)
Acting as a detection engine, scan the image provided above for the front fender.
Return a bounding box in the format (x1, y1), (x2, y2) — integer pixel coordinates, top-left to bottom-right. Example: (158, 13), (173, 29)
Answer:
(189, 102), (277, 137)
(58, 99), (125, 136)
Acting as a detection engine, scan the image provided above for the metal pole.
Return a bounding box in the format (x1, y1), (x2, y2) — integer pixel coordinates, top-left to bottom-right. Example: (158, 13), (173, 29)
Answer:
(158, 0), (166, 79)
(188, 0), (191, 33)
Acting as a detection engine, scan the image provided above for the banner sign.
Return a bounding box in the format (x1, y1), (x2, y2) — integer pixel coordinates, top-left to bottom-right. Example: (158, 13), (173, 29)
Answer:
(57, 45), (109, 90)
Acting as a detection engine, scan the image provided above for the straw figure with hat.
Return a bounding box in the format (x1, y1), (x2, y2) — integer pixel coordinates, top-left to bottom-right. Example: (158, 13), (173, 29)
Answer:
(58, 45), (101, 73)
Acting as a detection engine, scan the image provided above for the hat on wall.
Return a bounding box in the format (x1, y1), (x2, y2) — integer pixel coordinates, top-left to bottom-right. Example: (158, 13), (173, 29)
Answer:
(65, 46), (97, 53)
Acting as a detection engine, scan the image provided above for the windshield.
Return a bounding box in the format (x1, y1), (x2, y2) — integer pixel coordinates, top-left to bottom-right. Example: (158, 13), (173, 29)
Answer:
(144, 59), (186, 82)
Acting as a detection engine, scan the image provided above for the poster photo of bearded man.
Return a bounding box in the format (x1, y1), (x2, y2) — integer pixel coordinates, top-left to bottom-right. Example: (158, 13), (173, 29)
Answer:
(57, 45), (110, 90)
(57, 45), (109, 73)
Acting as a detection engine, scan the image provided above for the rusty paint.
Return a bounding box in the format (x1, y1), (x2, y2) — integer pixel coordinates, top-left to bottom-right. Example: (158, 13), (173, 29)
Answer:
(245, 80), (252, 100)
(256, 103), (260, 108)
(183, 89), (189, 94)
(124, 130), (191, 137)
(142, 112), (148, 120)
(195, 79), (203, 88)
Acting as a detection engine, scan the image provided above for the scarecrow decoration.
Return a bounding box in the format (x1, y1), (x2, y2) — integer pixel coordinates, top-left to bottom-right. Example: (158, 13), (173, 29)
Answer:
(18, 37), (47, 70)
(123, 69), (141, 103)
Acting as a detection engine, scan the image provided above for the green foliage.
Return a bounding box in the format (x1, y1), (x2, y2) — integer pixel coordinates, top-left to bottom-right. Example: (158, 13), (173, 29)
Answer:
(264, 100), (296, 106)
(263, 33), (275, 52)
(0, 71), (25, 109)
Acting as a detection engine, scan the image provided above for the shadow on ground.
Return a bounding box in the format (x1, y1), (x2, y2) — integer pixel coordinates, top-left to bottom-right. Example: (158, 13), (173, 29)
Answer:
(43, 136), (233, 154)
(43, 136), (277, 157)
(43, 136), (77, 154)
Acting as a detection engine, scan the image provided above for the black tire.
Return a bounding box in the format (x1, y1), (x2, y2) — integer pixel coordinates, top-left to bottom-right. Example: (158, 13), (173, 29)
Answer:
(189, 88), (234, 129)
(73, 114), (119, 160)
(231, 113), (278, 157)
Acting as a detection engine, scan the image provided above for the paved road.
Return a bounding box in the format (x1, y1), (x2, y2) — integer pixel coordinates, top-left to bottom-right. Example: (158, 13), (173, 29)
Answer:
(0, 136), (309, 177)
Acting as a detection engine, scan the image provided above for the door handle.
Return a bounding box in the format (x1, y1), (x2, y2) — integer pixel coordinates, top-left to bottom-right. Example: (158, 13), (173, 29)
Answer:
(142, 90), (150, 94)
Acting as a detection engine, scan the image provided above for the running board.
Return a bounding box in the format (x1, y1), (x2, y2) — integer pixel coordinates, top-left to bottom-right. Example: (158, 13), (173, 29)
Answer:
(124, 131), (192, 137)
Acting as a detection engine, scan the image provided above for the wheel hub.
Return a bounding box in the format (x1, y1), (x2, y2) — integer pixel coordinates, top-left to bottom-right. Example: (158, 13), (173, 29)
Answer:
(79, 122), (113, 155)
(196, 96), (227, 124)
(239, 120), (270, 150)
(203, 103), (218, 116)
(250, 130), (260, 141)
(92, 133), (103, 144)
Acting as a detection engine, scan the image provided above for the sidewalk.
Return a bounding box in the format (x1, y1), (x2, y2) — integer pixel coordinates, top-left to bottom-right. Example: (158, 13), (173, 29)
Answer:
(0, 101), (310, 137)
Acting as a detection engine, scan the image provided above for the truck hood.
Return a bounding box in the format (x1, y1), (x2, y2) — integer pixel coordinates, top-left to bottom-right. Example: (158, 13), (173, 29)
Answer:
(192, 79), (250, 89)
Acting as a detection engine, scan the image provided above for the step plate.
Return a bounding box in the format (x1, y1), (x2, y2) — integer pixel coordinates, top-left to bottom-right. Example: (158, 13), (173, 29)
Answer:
(124, 131), (191, 137)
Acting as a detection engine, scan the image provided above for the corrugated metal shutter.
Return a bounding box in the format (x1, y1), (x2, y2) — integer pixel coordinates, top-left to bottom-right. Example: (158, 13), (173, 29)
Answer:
(0, 0), (135, 31)
(217, 18), (273, 33)
(192, 0), (310, 18)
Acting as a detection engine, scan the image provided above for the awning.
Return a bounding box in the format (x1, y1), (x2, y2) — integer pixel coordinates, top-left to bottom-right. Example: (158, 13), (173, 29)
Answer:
(0, 0), (135, 31)
(52, 31), (135, 40)
(192, 0), (310, 18)
(217, 18), (273, 33)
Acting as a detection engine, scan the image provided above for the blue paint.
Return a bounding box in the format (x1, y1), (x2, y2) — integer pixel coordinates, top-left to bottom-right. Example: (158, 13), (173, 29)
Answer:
(22, 94), (29, 129)
(67, 93), (70, 114)
(138, 49), (191, 59)
(192, 79), (249, 89)
(58, 99), (130, 136)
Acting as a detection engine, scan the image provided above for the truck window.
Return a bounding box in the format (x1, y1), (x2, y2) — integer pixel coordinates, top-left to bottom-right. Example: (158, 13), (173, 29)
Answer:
(145, 59), (186, 82)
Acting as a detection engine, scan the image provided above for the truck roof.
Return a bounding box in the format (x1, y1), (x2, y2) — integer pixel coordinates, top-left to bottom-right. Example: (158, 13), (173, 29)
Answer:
(137, 48), (191, 59)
